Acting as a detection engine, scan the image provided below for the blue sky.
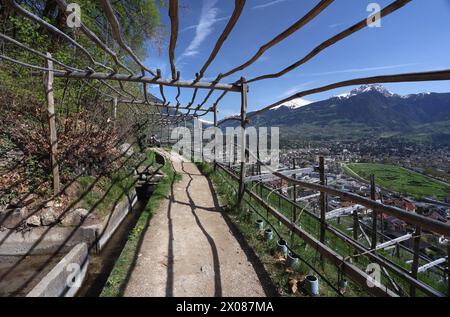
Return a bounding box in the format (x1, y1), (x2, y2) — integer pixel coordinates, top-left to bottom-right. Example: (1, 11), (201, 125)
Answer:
(144, 0), (450, 121)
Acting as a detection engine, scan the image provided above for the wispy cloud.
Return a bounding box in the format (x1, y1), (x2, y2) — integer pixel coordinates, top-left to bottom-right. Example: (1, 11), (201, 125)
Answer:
(178, 0), (219, 61)
(253, 0), (290, 10)
(280, 81), (318, 98)
(328, 22), (346, 29)
(302, 63), (419, 77)
(180, 15), (230, 33)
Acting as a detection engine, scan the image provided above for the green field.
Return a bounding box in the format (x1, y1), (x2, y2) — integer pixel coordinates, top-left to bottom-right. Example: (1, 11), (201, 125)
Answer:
(345, 163), (450, 200)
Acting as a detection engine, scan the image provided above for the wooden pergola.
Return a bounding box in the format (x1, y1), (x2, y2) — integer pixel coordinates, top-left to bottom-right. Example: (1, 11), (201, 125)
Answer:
(1, 0), (450, 297)
(3, 0), (450, 124)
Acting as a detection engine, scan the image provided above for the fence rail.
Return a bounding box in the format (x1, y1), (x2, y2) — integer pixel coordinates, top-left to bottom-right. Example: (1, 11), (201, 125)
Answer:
(272, 172), (450, 237)
(216, 162), (399, 297)
(215, 162), (448, 297)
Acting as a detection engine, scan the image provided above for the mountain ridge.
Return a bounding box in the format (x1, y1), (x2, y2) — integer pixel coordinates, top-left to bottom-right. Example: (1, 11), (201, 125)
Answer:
(222, 85), (450, 145)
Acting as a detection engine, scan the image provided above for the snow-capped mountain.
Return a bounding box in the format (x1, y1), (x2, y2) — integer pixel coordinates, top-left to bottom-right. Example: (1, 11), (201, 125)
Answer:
(273, 97), (312, 110)
(334, 84), (396, 99)
(221, 84), (450, 145)
(284, 98), (312, 109)
(198, 118), (214, 125)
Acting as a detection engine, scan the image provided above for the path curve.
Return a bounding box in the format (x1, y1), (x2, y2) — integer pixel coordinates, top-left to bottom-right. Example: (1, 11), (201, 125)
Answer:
(124, 150), (268, 297)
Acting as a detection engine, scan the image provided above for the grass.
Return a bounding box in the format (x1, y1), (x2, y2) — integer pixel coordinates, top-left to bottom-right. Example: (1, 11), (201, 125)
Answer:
(75, 172), (135, 218)
(74, 152), (156, 218)
(345, 163), (450, 200)
(100, 150), (180, 297)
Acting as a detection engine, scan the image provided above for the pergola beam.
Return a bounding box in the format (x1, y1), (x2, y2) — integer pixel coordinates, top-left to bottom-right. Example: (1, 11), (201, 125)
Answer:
(98, 0), (156, 76)
(247, 0), (411, 83)
(4, 0), (113, 72)
(117, 99), (213, 113)
(222, 0), (334, 79)
(195, 0), (246, 82)
(190, 0), (246, 115)
(31, 70), (241, 92)
(168, 0), (179, 80)
(55, 0), (134, 75)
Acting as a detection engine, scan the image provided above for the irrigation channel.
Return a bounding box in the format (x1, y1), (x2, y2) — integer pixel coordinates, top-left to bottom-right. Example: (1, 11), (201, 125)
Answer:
(0, 177), (155, 297)
(0, 254), (65, 296)
(76, 193), (151, 297)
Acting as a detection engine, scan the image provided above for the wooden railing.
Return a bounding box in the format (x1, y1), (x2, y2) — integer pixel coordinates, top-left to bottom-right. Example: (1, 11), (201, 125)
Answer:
(215, 162), (449, 297)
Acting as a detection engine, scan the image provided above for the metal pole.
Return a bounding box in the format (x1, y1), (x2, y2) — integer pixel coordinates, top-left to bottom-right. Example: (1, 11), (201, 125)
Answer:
(370, 174), (378, 250)
(45, 52), (60, 195)
(319, 156), (326, 244)
(238, 77), (248, 207)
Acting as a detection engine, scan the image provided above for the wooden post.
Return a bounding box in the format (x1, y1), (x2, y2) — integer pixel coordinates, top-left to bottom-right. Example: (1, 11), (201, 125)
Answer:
(45, 52), (60, 195)
(370, 174), (378, 250)
(380, 193), (385, 240)
(395, 244), (400, 258)
(191, 121), (194, 161)
(278, 186), (282, 209)
(447, 243), (450, 297)
(237, 78), (248, 207)
(291, 158), (297, 241)
(256, 129), (260, 175)
(213, 106), (218, 171)
(319, 156), (326, 244)
(292, 158), (297, 225)
(410, 223), (422, 297)
(167, 122), (170, 147)
(352, 209), (359, 241)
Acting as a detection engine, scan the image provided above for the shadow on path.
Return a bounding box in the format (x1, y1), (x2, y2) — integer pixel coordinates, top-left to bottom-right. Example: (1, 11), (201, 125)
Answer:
(200, 165), (278, 297)
(176, 161), (222, 297)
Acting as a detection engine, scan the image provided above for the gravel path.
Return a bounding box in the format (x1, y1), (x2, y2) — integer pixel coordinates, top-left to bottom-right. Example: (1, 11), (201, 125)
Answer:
(124, 150), (269, 297)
